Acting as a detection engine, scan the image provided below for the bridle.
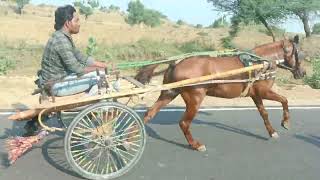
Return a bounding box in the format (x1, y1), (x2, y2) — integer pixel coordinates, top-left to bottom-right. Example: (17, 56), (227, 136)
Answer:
(277, 40), (300, 73)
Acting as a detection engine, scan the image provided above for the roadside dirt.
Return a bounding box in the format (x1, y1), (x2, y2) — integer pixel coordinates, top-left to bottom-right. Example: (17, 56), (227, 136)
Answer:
(1, 76), (320, 110)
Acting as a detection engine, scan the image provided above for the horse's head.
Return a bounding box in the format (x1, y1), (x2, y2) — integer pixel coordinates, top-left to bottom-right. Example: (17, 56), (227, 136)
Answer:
(280, 35), (306, 79)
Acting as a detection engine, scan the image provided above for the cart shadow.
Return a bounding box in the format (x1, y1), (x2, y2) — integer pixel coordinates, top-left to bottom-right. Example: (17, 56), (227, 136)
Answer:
(41, 135), (85, 179)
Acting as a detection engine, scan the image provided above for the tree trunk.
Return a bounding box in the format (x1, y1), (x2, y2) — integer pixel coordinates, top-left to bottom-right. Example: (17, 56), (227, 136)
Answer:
(296, 11), (311, 38)
(258, 15), (276, 42)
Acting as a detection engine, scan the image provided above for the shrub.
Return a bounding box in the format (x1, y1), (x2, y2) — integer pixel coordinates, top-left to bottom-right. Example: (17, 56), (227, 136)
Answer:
(86, 37), (98, 56)
(312, 23), (320, 34)
(208, 16), (229, 28)
(16, 0), (30, 15)
(126, 0), (164, 27)
(304, 58), (320, 89)
(176, 19), (186, 26)
(0, 56), (16, 75)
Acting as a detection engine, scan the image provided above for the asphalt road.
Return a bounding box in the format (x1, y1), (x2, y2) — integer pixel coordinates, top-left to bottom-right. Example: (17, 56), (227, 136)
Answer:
(0, 107), (319, 180)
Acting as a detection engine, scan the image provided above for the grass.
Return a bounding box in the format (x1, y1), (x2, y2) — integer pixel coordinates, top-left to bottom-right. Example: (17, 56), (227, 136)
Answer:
(0, 38), (216, 76)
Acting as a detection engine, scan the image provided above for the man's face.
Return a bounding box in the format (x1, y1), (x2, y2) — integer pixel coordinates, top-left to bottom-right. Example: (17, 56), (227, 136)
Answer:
(66, 12), (80, 34)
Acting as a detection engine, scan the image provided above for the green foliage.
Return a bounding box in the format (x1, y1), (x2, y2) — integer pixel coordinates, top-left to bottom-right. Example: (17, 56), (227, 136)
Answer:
(88, 0), (99, 9)
(79, 5), (93, 20)
(16, 0), (30, 15)
(195, 24), (203, 28)
(304, 58), (320, 89)
(220, 36), (235, 49)
(179, 40), (213, 53)
(126, 0), (164, 27)
(312, 23), (320, 34)
(176, 19), (186, 25)
(86, 37), (98, 56)
(100, 5), (121, 13)
(74, 0), (98, 20)
(0, 56), (16, 75)
(73, 1), (83, 7)
(208, 0), (287, 40)
(141, 9), (162, 27)
(208, 16), (229, 28)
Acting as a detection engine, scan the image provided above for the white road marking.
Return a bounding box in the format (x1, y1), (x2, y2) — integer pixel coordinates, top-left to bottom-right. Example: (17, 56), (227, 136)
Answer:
(1, 106), (319, 115)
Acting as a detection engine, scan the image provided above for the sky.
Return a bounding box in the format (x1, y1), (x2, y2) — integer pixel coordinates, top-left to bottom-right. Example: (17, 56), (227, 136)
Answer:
(30, 0), (318, 33)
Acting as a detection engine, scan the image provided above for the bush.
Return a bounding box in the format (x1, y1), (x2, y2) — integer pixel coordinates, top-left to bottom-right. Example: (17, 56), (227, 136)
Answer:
(312, 23), (320, 34)
(126, 0), (163, 27)
(304, 58), (320, 89)
(142, 9), (162, 27)
(208, 16), (229, 28)
(16, 0), (30, 15)
(0, 56), (16, 75)
(86, 37), (98, 56)
(179, 40), (212, 53)
(176, 19), (186, 26)
(195, 24), (203, 28)
(220, 36), (235, 49)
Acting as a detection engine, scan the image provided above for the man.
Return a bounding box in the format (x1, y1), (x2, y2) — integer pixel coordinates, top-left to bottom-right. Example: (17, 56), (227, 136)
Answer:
(24, 5), (108, 136)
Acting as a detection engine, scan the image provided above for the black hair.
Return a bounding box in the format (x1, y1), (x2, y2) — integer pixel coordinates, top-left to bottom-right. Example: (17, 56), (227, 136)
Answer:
(54, 5), (76, 30)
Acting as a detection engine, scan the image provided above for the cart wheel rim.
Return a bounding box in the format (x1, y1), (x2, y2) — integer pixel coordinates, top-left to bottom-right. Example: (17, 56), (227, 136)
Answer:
(65, 102), (146, 180)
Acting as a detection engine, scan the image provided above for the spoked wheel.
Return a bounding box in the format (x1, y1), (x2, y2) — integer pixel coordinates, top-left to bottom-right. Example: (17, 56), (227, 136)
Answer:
(65, 102), (146, 180)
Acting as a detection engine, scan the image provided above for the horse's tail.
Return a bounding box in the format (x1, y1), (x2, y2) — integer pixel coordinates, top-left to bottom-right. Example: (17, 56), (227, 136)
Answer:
(134, 64), (162, 84)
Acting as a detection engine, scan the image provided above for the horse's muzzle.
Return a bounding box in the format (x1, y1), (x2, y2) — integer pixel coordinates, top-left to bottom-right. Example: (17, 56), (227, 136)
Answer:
(293, 68), (306, 79)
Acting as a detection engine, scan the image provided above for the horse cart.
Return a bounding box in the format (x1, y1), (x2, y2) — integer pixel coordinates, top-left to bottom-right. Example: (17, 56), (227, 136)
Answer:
(6, 50), (286, 180)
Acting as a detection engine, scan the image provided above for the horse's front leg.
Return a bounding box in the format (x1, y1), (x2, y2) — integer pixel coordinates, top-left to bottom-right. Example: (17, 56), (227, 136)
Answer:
(262, 90), (290, 130)
(251, 96), (279, 138)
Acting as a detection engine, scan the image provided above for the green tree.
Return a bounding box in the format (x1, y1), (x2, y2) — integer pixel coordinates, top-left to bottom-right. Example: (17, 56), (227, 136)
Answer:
(126, 0), (164, 27)
(283, 0), (320, 37)
(79, 5), (93, 20)
(176, 19), (186, 25)
(126, 0), (145, 25)
(312, 23), (320, 34)
(88, 0), (99, 9)
(86, 37), (98, 56)
(143, 9), (162, 27)
(208, 0), (287, 42)
(208, 15), (229, 28)
(16, 0), (30, 15)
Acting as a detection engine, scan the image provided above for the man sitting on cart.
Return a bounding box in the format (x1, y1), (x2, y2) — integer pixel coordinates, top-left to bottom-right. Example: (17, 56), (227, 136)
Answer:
(24, 5), (109, 136)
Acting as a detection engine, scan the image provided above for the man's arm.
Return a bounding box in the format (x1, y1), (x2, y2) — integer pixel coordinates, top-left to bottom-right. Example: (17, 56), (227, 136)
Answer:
(74, 49), (110, 72)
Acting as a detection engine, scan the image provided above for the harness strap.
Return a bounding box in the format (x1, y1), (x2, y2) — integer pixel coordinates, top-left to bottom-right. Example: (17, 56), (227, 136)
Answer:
(239, 68), (265, 97)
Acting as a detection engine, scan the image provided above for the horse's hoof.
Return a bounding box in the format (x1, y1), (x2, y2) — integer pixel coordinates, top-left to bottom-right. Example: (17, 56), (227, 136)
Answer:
(281, 122), (290, 130)
(197, 145), (207, 152)
(271, 132), (279, 139)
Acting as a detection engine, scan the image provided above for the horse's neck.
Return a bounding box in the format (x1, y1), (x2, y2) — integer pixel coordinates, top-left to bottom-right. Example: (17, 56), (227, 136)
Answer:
(252, 42), (284, 60)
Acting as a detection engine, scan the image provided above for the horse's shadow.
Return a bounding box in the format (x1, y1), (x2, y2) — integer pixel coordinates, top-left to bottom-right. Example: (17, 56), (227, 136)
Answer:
(294, 134), (320, 148)
(144, 111), (268, 149)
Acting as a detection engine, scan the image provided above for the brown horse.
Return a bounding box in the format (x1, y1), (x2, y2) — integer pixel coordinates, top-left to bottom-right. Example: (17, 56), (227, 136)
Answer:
(135, 35), (306, 151)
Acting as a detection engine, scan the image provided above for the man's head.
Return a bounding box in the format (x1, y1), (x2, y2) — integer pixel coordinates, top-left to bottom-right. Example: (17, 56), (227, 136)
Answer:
(54, 5), (80, 34)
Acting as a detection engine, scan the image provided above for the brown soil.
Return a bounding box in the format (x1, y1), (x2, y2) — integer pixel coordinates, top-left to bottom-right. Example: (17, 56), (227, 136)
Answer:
(1, 76), (319, 110)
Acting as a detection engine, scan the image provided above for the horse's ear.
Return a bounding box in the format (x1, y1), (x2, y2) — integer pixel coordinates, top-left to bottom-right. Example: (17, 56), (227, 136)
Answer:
(293, 35), (299, 44)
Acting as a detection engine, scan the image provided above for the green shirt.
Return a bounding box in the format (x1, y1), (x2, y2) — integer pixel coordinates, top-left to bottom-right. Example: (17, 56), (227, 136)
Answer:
(40, 30), (93, 82)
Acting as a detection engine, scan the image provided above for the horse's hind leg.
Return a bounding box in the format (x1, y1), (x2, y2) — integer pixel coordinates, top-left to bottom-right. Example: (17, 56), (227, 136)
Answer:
(179, 89), (206, 151)
(144, 90), (178, 124)
(261, 90), (290, 130)
(251, 95), (279, 139)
